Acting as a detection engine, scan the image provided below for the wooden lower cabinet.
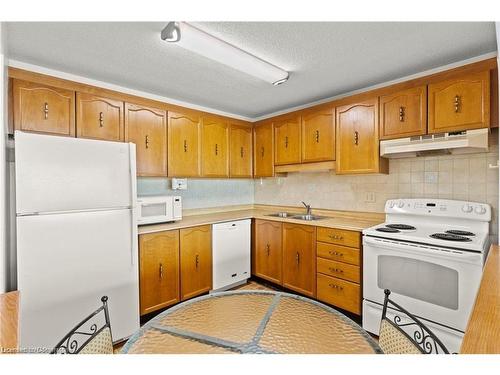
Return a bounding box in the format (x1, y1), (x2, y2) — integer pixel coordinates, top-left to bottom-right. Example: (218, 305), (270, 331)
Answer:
(139, 231), (180, 315)
(317, 273), (361, 315)
(253, 220), (283, 285)
(180, 225), (212, 301)
(282, 223), (316, 298)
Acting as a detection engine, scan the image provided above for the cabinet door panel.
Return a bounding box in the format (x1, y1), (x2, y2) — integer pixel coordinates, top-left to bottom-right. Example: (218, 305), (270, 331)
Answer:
(301, 108), (335, 162)
(201, 117), (229, 177)
(77, 92), (124, 141)
(282, 224), (316, 297)
(13, 79), (75, 136)
(125, 103), (167, 176)
(253, 122), (274, 177)
(428, 70), (490, 133)
(168, 112), (201, 177)
(274, 116), (301, 165)
(180, 225), (212, 300)
(139, 231), (180, 315)
(230, 124), (253, 177)
(380, 86), (427, 140)
(254, 220), (282, 285)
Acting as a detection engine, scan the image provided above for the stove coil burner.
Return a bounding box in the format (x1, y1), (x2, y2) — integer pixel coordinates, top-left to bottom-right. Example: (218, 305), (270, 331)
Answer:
(445, 230), (475, 236)
(430, 233), (472, 242)
(376, 227), (400, 233)
(385, 224), (416, 230)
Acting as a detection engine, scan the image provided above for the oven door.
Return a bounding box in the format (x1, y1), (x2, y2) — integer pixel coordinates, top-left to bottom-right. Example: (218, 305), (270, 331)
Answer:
(363, 235), (484, 332)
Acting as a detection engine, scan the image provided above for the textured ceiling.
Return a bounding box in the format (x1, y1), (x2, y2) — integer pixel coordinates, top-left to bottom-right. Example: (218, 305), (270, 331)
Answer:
(6, 22), (497, 119)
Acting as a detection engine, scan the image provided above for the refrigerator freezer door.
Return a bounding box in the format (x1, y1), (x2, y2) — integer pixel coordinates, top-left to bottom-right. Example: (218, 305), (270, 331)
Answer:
(17, 209), (139, 351)
(15, 131), (135, 214)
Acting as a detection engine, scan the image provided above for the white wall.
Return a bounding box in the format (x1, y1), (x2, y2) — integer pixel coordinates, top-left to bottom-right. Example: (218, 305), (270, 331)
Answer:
(0, 23), (7, 293)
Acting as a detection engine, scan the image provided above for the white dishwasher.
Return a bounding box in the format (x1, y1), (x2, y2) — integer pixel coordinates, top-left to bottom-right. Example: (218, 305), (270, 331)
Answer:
(212, 219), (251, 291)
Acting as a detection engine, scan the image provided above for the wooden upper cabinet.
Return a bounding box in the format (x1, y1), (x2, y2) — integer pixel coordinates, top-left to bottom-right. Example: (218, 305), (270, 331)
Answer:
(282, 223), (316, 298)
(76, 93), (124, 141)
(428, 70), (490, 134)
(13, 79), (75, 136)
(168, 112), (201, 177)
(201, 116), (229, 177)
(125, 103), (167, 177)
(230, 124), (253, 178)
(253, 122), (274, 177)
(274, 116), (301, 165)
(139, 230), (180, 315)
(336, 98), (387, 174)
(301, 108), (335, 163)
(253, 219), (283, 285)
(180, 225), (212, 301)
(379, 86), (427, 140)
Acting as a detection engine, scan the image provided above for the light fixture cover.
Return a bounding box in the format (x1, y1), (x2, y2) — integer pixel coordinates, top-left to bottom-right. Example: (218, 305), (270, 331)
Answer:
(161, 22), (289, 85)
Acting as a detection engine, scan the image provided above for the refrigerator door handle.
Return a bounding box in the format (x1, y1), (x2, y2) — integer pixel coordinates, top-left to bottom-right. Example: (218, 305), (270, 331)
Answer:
(128, 143), (138, 267)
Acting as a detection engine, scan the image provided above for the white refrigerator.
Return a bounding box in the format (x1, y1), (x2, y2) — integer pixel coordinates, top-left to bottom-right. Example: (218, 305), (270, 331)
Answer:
(15, 131), (139, 352)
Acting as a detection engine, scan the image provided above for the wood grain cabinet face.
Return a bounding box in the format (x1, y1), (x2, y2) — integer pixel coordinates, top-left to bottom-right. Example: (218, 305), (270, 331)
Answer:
(180, 225), (212, 301)
(230, 124), (253, 178)
(301, 108), (335, 162)
(139, 231), (180, 315)
(76, 93), (124, 141)
(282, 223), (316, 298)
(336, 98), (384, 174)
(379, 86), (427, 140)
(274, 116), (301, 165)
(125, 103), (167, 176)
(201, 117), (229, 177)
(253, 220), (282, 285)
(168, 112), (201, 177)
(13, 79), (75, 136)
(428, 70), (490, 134)
(253, 122), (274, 177)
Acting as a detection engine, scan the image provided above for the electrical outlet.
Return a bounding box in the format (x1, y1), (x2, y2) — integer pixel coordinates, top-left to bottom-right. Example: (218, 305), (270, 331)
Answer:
(365, 192), (376, 203)
(172, 178), (187, 190)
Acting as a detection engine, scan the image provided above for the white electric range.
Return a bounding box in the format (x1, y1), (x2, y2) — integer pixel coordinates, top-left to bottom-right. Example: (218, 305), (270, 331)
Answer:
(362, 199), (491, 353)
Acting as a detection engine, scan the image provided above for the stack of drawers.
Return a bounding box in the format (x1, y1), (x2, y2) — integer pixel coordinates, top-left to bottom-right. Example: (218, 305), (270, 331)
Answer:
(316, 227), (362, 315)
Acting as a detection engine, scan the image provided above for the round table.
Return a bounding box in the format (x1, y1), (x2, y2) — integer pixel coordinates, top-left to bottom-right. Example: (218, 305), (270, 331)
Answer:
(122, 290), (382, 354)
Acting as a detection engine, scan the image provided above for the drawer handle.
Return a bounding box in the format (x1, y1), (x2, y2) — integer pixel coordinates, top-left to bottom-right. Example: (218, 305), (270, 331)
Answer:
(328, 251), (344, 257)
(145, 135), (150, 149)
(43, 102), (49, 120)
(329, 267), (344, 274)
(399, 106), (405, 122)
(195, 254), (199, 269)
(328, 283), (344, 291)
(315, 129), (320, 143)
(329, 234), (344, 240)
(296, 251), (300, 265)
(159, 263), (164, 279)
(99, 111), (104, 127)
(266, 243), (271, 256)
(454, 95), (461, 113)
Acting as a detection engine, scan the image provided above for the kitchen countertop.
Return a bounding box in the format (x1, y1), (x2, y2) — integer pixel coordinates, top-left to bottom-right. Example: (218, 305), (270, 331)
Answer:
(138, 205), (385, 234)
(461, 244), (500, 354)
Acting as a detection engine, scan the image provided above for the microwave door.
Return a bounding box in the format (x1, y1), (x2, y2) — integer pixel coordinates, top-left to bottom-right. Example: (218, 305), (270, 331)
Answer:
(138, 199), (174, 224)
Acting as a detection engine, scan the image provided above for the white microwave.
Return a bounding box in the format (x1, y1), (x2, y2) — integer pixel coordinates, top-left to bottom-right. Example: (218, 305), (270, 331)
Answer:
(137, 195), (182, 225)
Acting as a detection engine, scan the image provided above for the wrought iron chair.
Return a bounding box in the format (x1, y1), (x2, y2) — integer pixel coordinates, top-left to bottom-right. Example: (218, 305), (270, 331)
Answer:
(378, 289), (450, 354)
(51, 296), (114, 354)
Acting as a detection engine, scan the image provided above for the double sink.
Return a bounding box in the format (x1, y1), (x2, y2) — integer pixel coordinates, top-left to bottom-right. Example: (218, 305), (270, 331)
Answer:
(266, 212), (326, 221)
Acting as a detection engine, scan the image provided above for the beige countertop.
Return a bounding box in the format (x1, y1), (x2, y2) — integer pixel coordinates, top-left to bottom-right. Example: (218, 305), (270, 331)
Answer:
(138, 205), (385, 234)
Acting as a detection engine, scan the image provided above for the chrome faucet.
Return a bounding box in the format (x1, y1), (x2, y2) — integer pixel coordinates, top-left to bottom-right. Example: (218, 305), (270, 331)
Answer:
(301, 201), (312, 216)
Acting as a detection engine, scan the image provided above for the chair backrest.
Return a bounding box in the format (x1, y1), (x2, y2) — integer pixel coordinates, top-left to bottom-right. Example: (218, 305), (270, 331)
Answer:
(51, 296), (113, 354)
(379, 289), (450, 354)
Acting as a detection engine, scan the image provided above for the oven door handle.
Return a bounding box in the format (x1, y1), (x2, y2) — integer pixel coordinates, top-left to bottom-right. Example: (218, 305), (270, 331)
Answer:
(363, 236), (483, 262)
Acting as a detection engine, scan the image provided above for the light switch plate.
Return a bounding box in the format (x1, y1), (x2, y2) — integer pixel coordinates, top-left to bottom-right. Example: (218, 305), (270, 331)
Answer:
(172, 178), (187, 190)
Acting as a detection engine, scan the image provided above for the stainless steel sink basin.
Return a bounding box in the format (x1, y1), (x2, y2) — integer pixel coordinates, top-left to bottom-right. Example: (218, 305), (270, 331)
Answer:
(266, 212), (295, 218)
(291, 214), (327, 221)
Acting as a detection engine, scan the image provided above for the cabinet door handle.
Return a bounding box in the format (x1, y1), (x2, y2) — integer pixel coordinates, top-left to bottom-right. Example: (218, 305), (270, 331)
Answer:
(454, 95), (461, 113)
(329, 267), (344, 274)
(43, 102), (49, 120)
(240, 147), (244, 158)
(399, 106), (405, 122)
(99, 112), (104, 127)
(285, 136), (289, 148)
(354, 131), (359, 145)
(261, 147), (265, 157)
(215, 143), (218, 156)
(184, 140), (188, 152)
(195, 254), (199, 269)
(266, 244), (271, 256)
(159, 263), (164, 279)
(296, 252), (300, 265)
(328, 283), (344, 291)
(315, 130), (320, 143)
(145, 135), (150, 149)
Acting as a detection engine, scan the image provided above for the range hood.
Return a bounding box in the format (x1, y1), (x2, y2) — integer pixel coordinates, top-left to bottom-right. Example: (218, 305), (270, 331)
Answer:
(380, 128), (489, 158)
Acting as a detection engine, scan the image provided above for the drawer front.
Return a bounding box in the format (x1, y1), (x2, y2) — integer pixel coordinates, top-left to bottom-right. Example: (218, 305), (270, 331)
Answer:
(316, 242), (360, 266)
(317, 227), (360, 248)
(317, 258), (360, 284)
(317, 273), (361, 315)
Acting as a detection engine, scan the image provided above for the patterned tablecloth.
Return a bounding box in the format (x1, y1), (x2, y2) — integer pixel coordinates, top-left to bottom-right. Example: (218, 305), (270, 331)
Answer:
(122, 290), (382, 354)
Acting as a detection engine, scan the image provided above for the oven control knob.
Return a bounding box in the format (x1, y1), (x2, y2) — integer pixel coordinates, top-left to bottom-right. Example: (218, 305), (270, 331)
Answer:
(389, 201), (395, 208)
(397, 201), (405, 208)
(462, 204), (473, 213)
(475, 206), (486, 215)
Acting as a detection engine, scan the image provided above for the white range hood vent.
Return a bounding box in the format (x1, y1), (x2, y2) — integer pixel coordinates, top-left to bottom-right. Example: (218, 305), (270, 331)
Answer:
(380, 128), (489, 158)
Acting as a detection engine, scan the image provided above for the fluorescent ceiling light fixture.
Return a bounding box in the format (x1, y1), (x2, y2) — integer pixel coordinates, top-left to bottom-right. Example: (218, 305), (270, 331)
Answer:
(161, 22), (289, 86)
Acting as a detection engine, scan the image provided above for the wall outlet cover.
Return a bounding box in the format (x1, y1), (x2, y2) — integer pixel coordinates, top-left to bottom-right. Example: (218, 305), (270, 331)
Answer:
(172, 178), (188, 190)
(365, 192), (376, 203)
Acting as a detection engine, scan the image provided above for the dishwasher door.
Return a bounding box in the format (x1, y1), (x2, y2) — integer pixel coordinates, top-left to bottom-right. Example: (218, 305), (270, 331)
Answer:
(212, 219), (251, 291)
